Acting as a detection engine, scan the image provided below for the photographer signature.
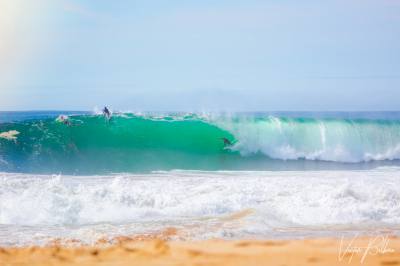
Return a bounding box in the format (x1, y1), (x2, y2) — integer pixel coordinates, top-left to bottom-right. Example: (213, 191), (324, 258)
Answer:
(338, 234), (395, 264)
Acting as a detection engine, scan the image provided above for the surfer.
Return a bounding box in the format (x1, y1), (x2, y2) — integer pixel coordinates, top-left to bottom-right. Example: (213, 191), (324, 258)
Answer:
(103, 106), (111, 120)
(222, 137), (232, 147)
(57, 115), (72, 126)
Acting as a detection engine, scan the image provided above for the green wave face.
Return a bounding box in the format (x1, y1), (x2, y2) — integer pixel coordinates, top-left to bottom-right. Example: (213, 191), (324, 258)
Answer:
(0, 115), (237, 173)
(1, 114), (400, 174)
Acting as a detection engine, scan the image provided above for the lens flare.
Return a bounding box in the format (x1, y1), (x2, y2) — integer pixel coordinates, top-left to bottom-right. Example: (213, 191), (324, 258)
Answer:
(0, 0), (48, 108)
(0, 1), (23, 66)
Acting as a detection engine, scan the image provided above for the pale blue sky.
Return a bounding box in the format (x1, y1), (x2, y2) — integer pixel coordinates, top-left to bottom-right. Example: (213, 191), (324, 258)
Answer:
(0, 0), (399, 111)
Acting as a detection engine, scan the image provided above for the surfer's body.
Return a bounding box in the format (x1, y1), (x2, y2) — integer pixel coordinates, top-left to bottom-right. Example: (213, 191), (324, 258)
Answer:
(56, 115), (72, 126)
(222, 137), (232, 147)
(103, 107), (111, 120)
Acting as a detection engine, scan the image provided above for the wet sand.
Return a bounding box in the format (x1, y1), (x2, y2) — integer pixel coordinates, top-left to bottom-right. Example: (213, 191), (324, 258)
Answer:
(1, 236), (399, 266)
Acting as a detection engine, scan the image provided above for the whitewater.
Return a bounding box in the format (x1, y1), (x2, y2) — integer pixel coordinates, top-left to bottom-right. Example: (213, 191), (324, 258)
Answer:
(0, 111), (400, 246)
(1, 169), (400, 246)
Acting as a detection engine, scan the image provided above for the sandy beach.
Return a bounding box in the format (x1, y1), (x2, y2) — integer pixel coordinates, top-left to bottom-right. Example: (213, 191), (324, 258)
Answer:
(1, 236), (399, 266)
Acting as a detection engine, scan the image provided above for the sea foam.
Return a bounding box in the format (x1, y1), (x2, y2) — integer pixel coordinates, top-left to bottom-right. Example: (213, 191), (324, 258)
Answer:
(1, 169), (399, 245)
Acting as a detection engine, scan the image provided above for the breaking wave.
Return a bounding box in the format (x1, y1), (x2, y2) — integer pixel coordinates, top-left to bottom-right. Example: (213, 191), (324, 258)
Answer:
(0, 113), (400, 173)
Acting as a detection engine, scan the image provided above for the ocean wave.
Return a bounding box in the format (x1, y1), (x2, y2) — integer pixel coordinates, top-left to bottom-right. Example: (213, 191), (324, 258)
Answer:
(0, 114), (400, 173)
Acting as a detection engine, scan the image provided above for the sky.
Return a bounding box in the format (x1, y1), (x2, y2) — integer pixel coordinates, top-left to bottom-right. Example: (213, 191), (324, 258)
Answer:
(0, 0), (399, 111)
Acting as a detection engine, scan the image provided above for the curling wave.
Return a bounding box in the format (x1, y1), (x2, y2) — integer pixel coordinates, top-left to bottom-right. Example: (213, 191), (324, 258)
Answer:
(0, 113), (400, 173)
(217, 115), (400, 163)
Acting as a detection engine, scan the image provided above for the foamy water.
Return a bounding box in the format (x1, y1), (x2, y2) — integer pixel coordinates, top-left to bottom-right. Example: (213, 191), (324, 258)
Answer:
(1, 168), (400, 246)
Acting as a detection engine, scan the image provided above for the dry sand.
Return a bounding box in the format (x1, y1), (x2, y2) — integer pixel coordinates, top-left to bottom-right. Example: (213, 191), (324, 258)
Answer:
(1, 236), (400, 266)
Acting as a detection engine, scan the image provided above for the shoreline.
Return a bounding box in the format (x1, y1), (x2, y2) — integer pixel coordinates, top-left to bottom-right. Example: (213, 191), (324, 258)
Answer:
(1, 236), (399, 266)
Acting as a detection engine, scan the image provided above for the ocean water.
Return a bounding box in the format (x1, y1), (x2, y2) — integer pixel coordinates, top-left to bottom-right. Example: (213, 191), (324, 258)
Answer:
(0, 111), (400, 246)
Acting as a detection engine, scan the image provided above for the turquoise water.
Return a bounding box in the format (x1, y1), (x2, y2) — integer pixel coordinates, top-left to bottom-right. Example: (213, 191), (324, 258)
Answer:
(1, 112), (400, 174)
